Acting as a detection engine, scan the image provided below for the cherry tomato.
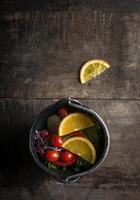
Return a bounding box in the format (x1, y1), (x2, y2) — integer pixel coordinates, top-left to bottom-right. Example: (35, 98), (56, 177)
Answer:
(69, 131), (83, 137)
(45, 150), (60, 162)
(53, 156), (77, 167)
(51, 135), (63, 147)
(40, 130), (49, 138)
(58, 107), (69, 119)
(61, 151), (74, 162)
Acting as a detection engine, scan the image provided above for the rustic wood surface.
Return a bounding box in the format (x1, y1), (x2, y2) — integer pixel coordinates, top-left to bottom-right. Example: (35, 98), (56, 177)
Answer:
(0, 1), (140, 200)
(0, 1), (140, 99)
(0, 99), (140, 200)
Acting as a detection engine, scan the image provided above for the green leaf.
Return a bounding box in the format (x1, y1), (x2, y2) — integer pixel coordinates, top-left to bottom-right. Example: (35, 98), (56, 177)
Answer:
(76, 158), (92, 168)
(81, 125), (102, 145)
(45, 161), (59, 170)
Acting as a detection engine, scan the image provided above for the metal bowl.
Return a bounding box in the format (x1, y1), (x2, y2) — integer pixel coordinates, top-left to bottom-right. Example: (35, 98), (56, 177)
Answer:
(29, 98), (110, 184)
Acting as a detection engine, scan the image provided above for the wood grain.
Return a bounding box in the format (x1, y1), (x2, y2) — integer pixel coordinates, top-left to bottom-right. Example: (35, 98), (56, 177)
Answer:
(0, 1), (140, 199)
(0, 99), (139, 200)
(0, 7), (140, 99)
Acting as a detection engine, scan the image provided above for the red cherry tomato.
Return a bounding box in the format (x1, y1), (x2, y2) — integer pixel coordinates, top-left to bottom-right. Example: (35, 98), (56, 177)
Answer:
(58, 107), (69, 119)
(61, 151), (74, 162)
(53, 156), (77, 167)
(69, 131), (84, 137)
(40, 130), (49, 138)
(45, 150), (60, 162)
(51, 135), (63, 147)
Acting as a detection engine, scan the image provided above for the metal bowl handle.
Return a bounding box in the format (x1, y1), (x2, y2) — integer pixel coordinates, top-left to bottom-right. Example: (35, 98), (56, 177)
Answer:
(65, 176), (81, 184)
(68, 97), (83, 106)
(68, 97), (88, 109)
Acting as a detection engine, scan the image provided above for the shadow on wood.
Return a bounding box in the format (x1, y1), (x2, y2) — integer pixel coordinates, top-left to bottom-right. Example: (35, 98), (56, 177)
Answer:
(0, 101), (52, 188)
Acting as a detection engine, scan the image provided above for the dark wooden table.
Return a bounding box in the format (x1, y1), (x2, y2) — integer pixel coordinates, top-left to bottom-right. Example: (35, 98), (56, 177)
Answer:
(0, 1), (140, 199)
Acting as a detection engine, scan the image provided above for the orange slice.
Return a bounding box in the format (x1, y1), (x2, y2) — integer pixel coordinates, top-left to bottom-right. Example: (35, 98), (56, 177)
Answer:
(80, 59), (110, 84)
(62, 136), (96, 164)
(59, 113), (95, 136)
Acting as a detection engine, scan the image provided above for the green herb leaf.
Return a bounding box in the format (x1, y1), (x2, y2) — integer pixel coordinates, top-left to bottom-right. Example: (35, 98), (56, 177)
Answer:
(76, 158), (92, 168)
(45, 161), (59, 169)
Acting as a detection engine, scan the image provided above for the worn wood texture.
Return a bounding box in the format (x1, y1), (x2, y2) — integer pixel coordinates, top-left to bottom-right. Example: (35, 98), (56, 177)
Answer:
(0, 2), (140, 99)
(0, 1), (140, 200)
(0, 99), (140, 200)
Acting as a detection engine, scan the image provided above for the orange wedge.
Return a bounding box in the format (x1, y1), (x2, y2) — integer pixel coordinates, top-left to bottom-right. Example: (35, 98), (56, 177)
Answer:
(62, 136), (96, 164)
(80, 59), (110, 84)
(59, 113), (95, 136)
